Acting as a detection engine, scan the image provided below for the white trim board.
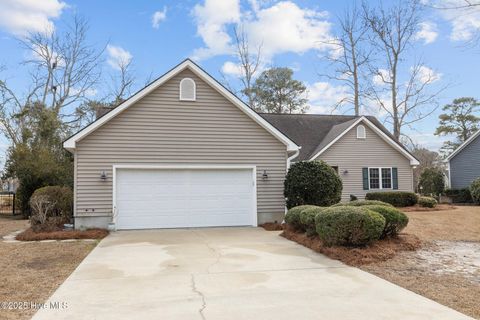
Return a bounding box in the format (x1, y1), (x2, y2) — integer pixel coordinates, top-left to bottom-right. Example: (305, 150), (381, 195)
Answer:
(112, 164), (258, 229)
(445, 129), (480, 162)
(64, 59), (299, 153)
(309, 116), (420, 166)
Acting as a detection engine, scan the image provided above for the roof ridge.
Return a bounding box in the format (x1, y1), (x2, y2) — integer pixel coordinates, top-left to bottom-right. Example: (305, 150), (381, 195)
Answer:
(259, 113), (359, 117)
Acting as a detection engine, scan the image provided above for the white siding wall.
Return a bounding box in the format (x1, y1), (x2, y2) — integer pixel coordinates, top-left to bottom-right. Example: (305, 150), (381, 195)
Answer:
(75, 69), (288, 224)
(316, 124), (414, 201)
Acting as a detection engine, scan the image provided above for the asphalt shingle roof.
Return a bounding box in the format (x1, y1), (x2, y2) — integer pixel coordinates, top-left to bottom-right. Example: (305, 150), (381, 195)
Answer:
(260, 113), (407, 161)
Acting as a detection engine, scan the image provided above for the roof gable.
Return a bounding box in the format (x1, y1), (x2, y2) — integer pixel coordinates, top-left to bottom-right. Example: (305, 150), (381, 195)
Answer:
(260, 114), (419, 165)
(63, 59), (299, 152)
(446, 129), (480, 162)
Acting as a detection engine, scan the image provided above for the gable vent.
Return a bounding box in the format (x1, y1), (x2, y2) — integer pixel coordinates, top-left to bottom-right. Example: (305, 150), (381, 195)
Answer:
(179, 78), (196, 101)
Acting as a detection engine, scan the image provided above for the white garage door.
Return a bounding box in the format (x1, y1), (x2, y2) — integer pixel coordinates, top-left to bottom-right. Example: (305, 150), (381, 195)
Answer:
(115, 168), (256, 230)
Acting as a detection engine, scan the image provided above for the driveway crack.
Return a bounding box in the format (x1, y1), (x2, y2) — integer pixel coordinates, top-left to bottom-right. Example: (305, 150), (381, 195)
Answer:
(190, 274), (207, 320)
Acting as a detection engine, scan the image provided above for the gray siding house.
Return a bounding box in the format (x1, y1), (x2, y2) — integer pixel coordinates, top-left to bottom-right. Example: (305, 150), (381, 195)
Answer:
(262, 114), (419, 201)
(64, 59), (418, 230)
(446, 129), (480, 189)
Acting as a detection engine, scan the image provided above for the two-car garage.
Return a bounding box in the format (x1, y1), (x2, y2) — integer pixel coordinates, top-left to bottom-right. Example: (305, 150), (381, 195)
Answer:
(114, 167), (257, 230)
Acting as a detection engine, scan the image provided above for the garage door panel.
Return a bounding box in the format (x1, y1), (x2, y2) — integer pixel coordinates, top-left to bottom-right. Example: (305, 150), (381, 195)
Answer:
(115, 168), (255, 229)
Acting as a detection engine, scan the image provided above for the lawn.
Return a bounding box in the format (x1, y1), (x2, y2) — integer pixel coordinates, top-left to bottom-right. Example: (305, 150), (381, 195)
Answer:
(0, 217), (97, 320)
(361, 206), (480, 319)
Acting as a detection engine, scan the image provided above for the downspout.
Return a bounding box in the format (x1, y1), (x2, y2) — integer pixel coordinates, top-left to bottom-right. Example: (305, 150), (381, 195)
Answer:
(287, 147), (301, 169)
(285, 147), (301, 217)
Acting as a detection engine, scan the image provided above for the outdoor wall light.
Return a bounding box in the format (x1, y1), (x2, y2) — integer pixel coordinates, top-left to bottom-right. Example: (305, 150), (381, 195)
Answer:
(262, 170), (268, 180)
(343, 170), (349, 175)
(100, 171), (107, 181)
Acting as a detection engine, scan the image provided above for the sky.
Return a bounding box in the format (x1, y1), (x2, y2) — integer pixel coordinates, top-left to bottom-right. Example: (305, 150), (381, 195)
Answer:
(0, 0), (479, 165)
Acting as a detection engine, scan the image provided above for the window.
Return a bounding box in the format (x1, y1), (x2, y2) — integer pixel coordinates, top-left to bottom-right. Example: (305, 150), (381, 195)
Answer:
(179, 78), (196, 101)
(381, 168), (392, 189)
(369, 168), (380, 189)
(357, 125), (366, 139)
(369, 167), (392, 190)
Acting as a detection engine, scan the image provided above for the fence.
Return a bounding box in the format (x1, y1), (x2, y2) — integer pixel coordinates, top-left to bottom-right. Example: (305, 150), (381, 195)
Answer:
(0, 192), (17, 215)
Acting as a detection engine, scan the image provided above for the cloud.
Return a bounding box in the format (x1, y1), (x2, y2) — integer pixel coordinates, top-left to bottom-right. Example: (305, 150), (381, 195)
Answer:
(0, 0), (66, 36)
(192, 0), (241, 59)
(221, 61), (243, 77)
(306, 82), (350, 114)
(432, 0), (480, 41)
(416, 65), (442, 83)
(152, 7), (167, 29)
(415, 22), (438, 44)
(243, 2), (335, 58)
(106, 45), (132, 70)
(192, 0), (335, 60)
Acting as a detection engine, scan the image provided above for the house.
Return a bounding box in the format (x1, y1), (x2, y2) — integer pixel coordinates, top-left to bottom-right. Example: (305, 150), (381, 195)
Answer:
(64, 59), (418, 230)
(64, 59), (299, 230)
(445, 129), (480, 189)
(261, 114), (419, 201)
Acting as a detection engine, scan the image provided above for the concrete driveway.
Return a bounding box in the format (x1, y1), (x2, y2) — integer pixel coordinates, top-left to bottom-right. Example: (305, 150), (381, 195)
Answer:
(32, 228), (472, 320)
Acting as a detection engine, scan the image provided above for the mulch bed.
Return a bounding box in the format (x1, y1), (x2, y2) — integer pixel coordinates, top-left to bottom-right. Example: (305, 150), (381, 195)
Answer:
(281, 227), (422, 266)
(401, 204), (456, 212)
(16, 228), (109, 241)
(259, 222), (284, 231)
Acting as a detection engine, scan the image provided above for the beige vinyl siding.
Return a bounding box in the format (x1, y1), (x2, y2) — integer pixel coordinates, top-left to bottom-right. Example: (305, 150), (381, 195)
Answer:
(75, 69), (287, 224)
(315, 124), (413, 201)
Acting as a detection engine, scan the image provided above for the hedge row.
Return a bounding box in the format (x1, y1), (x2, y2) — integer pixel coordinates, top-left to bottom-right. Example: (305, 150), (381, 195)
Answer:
(285, 202), (409, 246)
(365, 191), (418, 207)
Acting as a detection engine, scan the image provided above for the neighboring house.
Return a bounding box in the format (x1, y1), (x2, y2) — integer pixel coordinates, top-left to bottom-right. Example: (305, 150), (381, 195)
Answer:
(261, 114), (419, 201)
(64, 59), (418, 230)
(64, 59), (300, 230)
(445, 129), (480, 189)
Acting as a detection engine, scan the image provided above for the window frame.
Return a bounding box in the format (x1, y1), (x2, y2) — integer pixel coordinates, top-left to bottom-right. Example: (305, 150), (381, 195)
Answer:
(356, 124), (366, 139)
(179, 77), (196, 101)
(368, 167), (393, 190)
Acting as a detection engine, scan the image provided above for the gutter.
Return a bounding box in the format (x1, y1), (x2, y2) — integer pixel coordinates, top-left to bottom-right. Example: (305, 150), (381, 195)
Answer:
(287, 147), (301, 169)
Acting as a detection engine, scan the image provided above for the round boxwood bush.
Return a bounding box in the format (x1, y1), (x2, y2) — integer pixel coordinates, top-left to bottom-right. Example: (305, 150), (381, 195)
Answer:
(285, 205), (318, 230)
(418, 167), (445, 196)
(470, 178), (480, 204)
(418, 196), (438, 208)
(315, 206), (385, 246)
(332, 200), (394, 208)
(284, 161), (342, 209)
(299, 206), (326, 236)
(363, 205), (409, 238)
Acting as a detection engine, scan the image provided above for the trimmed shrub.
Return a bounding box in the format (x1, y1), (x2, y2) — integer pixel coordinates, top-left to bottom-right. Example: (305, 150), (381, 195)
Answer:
(315, 206), (385, 246)
(299, 206), (326, 236)
(365, 191), (418, 207)
(284, 161), (342, 209)
(470, 178), (480, 204)
(350, 194), (358, 201)
(418, 196), (438, 208)
(29, 186), (73, 232)
(285, 205), (318, 230)
(445, 188), (473, 203)
(363, 205), (409, 238)
(332, 200), (394, 208)
(418, 168), (445, 196)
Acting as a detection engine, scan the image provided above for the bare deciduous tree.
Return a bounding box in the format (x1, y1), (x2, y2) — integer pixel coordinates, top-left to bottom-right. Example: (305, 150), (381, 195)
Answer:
(321, 5), (370, 116)
(74, 57), (136, 125)
(230, 26), (263, 110)
(0, 15), (104, 144)
(363, 0), (445, 140)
